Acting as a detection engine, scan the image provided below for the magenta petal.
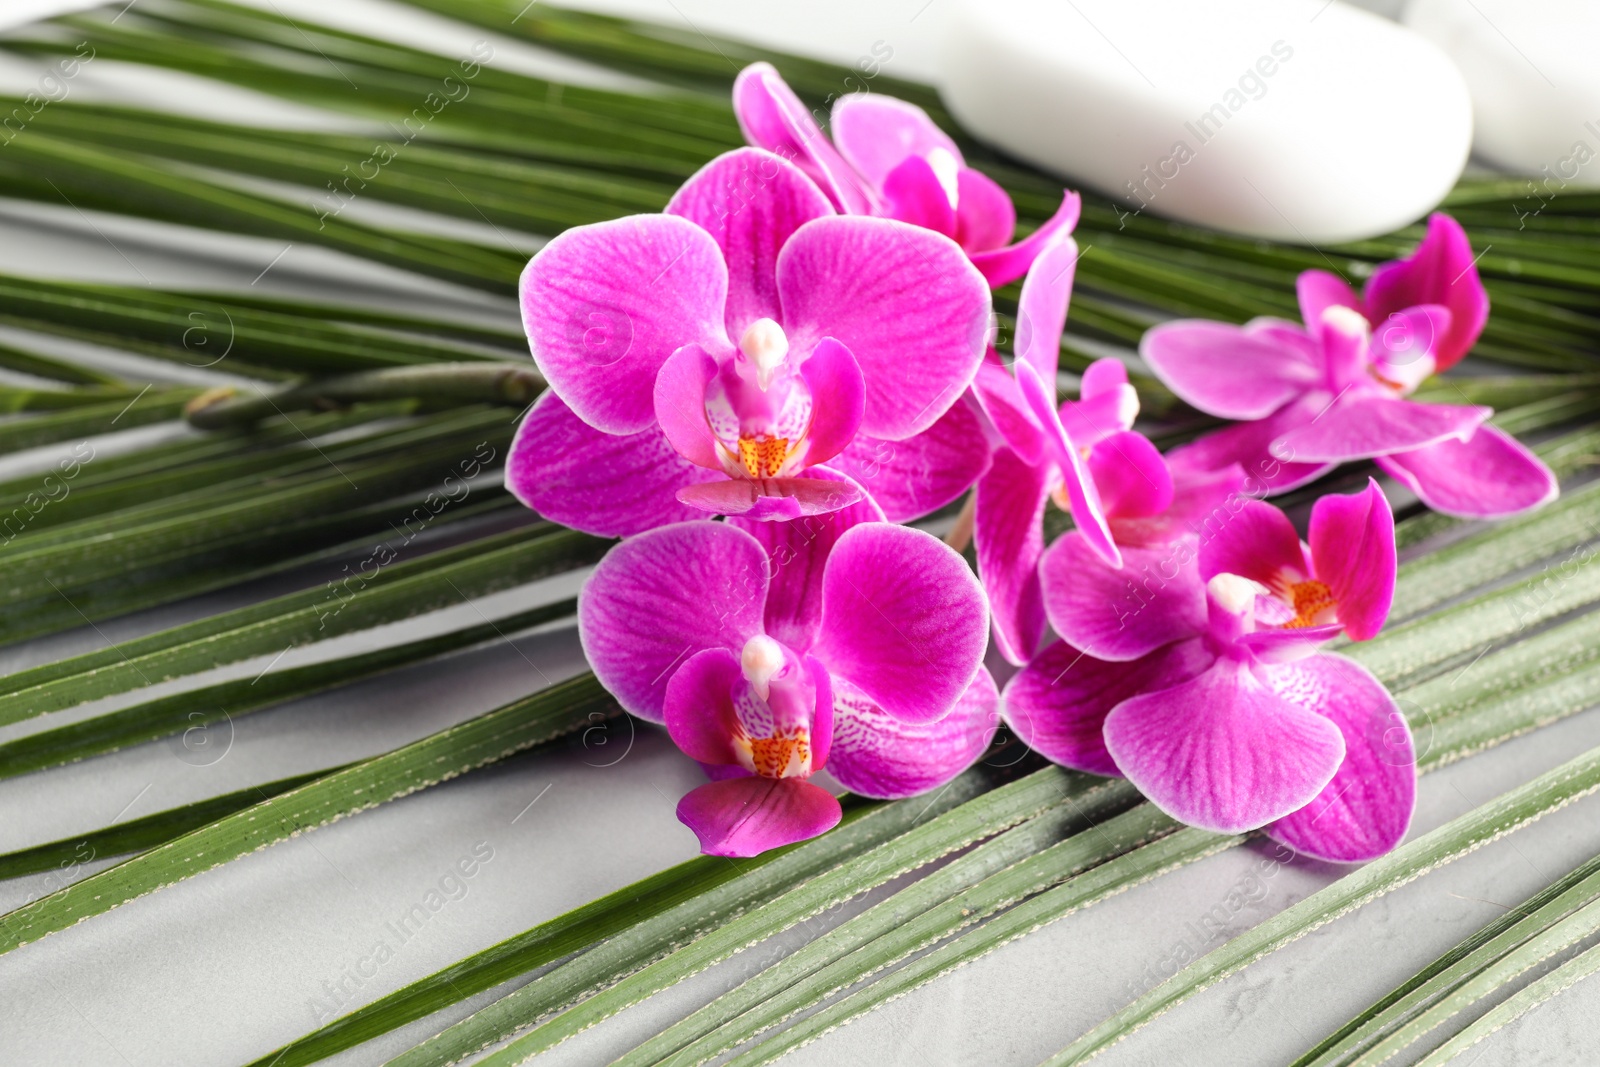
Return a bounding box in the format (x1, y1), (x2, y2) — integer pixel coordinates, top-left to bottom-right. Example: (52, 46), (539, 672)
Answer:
(664, 648), (744, 766)
(521, 214), (728, 435)
(1375, 425), (1558, 519)
(1141, 320), (1319, 421)
(797, 337), (865, 467)
(1276, 394), (1490, 463)
(667, 148), (834, 340)
(830, 92), (961, 190)
(506, 391), (717, 538)
(1166, 394), (1338, 496)
(779, 216), (989, 439)
(1298, 269), (1364, 338)
(1111, 460), (1247, 549)
(1308, 479), (1396, 641)
(1003, 638), (1213, 777)
(1013, 235), (1079, 382)
(731, 63), (874, 215)
(969, 190), (1082, 288)
(971, 358), (1046, 465)
(975, 447), (1053, 665)
(1088, 431), (1174, 520)
(728, 468), (884, 651)
(1265, 654), (1416, 862)
(1040, 532), (1208, 662)
(1365, 213), (1488, 371)
(954, 168), (1017, 253)
(831, 397), (991, 523)
(826, 671), (999, 799)
(1197, 499), (1306, 587)
(1103, 658), (1346, 834)
(579, 522), (767, 722)
(1016, 360), (1118, 568)
(880, 155), (959, 237)
(654, 343), (722, 470)
(815, 523), (988, 724)
(677, 473), (863, 519)
(676, 776), (843, 857)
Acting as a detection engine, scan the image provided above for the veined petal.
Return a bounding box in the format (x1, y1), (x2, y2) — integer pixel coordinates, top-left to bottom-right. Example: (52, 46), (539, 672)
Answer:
(654, 343), (722, 470)
(1275, 394), (1489, 463)
(1040, 532), (1207, 661)
(1376, 425), (1558, 519)
(1087, 431), (1173, 520)
(728, 467), (884, 652)
(975, 447), (1053, 665)
(779, 216), (990, 439)
(1265, 654), (1415, 862)
(579, 522), (767, 722)
(971, 357), (1046, 465)
(1003, 638), (1212, 777)
(969, 190), (1082, 288)
(954, 168), (1016, 253)
(664, 648), (745, 766)
(1308, 478), (1395, 641)
(830, 396), (991, 523)
(1196, 499), (1307, 587)
(1141, 319), (1320, 421)
(731, 62), (875, 214)
(831, 91), (962, 189)
(815, 523), (989, 724)
(666, 148), (835, 341)
(1103, 658), (1346, 834)
(1365, 213), (1488, 371)
(797, 337), (865, 467)
(521, 213), (729, 434)
(677, 777), (843, 857)
(1166, 394), (1337, 496)
(506, 391), (717, 538)
(826, 671), (998, 799)
(677, 473), (863, 519)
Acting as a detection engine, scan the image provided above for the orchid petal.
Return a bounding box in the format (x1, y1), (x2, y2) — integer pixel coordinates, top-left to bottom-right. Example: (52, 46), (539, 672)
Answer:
(677, 776), (843, 857)
(1369, 305), (1450, 394)
(1297, 269), (1364, 338)
(969, 190), (1082, 288)
(1087, 431), (1174, 520)
(1141, 319), (1320, 421)
(1308, 478), (1396, 641)
(971, 357), (1046, 465)
(779, 216), (990, 439)
(830, 91), (962, 189)
(1110, 459), (1246, 549)
(1365, 213), (1488, 371)
(1013, 235), (1079, 382)
(579, 522), (767, 722)
(975, 447), (1053, 665)
(506, 391), (717, 538)
(1040, 532), (1207, 662)
(664, 648), (744, 766)
(653, 343), (722, 470)
(1375, 425), (1558, 519)
(1015, 359), (1118, 567)
(954, 168), (1017, 253)
(666, 148), (834, 340)
(826, 671), (999, 799)
(1165, 394), (1337, 496)
(731, 63), (874, 214)
(728, 467), (883, 652)
(1196, 499), (1307, 587)
(797, 337), (865, 467)
(1003, 638), (1213, 777)
(521, 214), (728, 434)
(677, 473), (863, 519)
(1274, 394), (1490, 463)
(830, 396), (991, 523)
(1103, 658), (1346, 834)
(1265, 654), (1415, 862)
(814, 523), (988, 724)
(879, 155), (958, 237)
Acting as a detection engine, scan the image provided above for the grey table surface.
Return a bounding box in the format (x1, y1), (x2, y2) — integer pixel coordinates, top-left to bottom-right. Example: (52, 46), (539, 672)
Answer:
(0, 1), (1595, 1064)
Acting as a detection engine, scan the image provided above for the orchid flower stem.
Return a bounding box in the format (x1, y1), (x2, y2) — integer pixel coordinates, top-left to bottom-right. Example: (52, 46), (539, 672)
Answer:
(184, 363), (543, 429)
(943, 492), (977, 553)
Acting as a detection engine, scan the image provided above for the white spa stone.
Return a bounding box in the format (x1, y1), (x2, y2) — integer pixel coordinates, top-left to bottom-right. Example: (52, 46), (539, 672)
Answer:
(1406, 0), (1600, 184)
(939, 0), (1473, 243)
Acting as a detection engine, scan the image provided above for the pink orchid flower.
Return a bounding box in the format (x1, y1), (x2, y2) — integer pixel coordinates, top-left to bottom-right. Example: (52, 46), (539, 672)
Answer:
(966, 237), (1242, 664)
(579, 483), (996, 857)
(732, 62), (1081, 288)
(507, 147), (991, 536)
(1006, 480), (1415, 862)
(1144, 214), (1556, 519)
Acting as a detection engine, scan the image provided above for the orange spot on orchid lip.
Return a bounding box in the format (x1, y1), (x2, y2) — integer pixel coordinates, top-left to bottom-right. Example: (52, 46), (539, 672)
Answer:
(747, 730), (809, 778)
(1284, 579), (1336, 629)
(738, 436), (790, 478)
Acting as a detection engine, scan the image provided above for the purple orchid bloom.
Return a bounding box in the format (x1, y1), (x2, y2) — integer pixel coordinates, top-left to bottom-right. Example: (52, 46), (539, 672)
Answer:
(579, 485), (996, 857)
(1144, 214), (1556, 519)
(965, 238), (1243, 664)
(732, 62), (1081, 288)
(507, 147), (992, 536)
(1006, 480), (1415, 862)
